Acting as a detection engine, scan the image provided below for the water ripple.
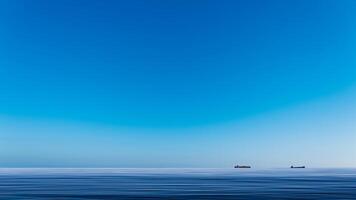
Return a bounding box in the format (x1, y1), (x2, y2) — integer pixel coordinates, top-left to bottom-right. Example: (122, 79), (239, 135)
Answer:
(0, 168), (355, 199)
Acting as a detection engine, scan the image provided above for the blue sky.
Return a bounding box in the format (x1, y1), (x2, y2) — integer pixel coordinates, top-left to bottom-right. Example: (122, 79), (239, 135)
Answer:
(0, 0), (355, 167)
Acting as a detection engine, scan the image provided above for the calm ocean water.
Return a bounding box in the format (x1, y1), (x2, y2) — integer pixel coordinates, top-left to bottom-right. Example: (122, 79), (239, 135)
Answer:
(0, 168), (355, 200)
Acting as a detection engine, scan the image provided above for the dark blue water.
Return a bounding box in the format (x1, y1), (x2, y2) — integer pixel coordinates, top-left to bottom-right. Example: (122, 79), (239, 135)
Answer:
(0, 168), (355, 199)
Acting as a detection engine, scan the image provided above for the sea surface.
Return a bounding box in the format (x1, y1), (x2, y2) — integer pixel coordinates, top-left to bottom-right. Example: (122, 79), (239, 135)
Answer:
(0, 168), (355, 200)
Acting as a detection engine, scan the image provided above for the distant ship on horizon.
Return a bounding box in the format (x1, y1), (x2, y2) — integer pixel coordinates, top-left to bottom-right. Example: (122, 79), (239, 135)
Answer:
(234, 165), (251, 168)
(291, 166), (305, 168)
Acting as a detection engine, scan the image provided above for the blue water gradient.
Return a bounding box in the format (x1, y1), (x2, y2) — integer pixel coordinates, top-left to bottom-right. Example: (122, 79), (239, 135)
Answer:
(0, 168), (355, 199)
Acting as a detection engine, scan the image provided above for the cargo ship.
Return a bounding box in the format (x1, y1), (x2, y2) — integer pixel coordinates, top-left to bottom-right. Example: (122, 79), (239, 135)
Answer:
(234, 165), (251, 168)
(290, 166), (305, 168)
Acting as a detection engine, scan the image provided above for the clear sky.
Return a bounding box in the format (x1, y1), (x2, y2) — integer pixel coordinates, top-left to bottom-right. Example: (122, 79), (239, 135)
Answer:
(0, 0), (355, 167)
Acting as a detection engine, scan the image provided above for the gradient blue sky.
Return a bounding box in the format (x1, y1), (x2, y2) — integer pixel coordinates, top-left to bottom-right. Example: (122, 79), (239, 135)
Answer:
(0, 0), (355, 167)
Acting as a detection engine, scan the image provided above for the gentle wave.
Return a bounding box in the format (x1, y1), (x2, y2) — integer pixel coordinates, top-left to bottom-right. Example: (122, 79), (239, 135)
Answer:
(0, 168), (355, 199)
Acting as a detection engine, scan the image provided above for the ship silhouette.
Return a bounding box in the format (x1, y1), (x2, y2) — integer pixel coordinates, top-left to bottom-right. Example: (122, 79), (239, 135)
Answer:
(234, 165), (251, 168)
(290, 165), (305, 168)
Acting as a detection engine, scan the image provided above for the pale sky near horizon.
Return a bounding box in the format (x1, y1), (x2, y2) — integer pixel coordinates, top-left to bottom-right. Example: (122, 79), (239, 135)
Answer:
(1, 0), (355, 167)
(1, 86), (355, 167)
